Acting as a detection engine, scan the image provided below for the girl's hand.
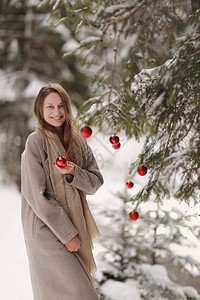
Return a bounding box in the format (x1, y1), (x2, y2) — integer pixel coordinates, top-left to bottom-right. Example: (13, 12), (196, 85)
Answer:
(54, 161), (75, 175)
(65, 236), (81, 252)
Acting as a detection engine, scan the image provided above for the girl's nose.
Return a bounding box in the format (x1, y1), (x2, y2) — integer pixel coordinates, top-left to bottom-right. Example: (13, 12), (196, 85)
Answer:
(54, 106), (61, 115)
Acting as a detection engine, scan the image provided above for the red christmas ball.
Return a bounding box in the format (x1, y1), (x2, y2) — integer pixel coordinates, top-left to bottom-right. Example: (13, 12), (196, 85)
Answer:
(112, 143), (121, 149)
(56, 156), (68, 168)
(80, 126), (92, 138)
(137, 165), (147, 176)
(109, 135), (120, 145)
(126, 180), (134, 189)
(129, 210), (139, 221)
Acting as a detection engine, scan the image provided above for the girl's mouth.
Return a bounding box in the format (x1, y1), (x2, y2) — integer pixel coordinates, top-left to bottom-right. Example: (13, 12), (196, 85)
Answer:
(52, 116), (63, 120)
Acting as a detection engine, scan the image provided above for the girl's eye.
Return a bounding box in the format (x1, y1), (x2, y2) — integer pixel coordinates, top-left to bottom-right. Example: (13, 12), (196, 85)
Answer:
(47, 105), (53, 109)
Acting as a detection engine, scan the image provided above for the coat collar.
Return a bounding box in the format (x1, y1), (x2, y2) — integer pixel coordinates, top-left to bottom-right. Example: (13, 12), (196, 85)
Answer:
(35, 127), (48, 154)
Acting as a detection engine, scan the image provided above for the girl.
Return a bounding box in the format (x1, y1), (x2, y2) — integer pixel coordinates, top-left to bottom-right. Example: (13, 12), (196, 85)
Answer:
(21, 83), (103, 300)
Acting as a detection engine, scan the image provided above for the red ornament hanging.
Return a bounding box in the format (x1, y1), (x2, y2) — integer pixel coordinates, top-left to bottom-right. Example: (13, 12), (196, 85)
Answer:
(112, 143), (121, 149)
(109, 135), (120, 145)
(80, 126), (92, 138)
(129, 210), (139, 221)
(109, 134), (121, 150)
(137, 165), (147, 176)
(56, 156), (68, 168)
(126, 180), (134, 189)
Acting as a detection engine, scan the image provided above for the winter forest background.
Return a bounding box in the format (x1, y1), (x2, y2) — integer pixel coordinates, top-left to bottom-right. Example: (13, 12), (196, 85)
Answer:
(0, 0), (200, 299)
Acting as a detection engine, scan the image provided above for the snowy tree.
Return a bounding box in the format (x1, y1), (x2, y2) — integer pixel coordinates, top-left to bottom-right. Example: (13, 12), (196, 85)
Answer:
(95, 189), (200, 299)
(48, 0), (200, 204)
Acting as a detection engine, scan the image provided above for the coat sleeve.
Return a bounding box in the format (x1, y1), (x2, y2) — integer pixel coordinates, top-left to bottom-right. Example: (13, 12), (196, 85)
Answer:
(66, 143), (104, 195)
(21, 135), (78, 244)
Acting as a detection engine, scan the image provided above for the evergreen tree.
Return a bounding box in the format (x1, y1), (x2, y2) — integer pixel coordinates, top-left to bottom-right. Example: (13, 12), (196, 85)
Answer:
(48, 0), (200, 204)
(95, 189), (200, 299)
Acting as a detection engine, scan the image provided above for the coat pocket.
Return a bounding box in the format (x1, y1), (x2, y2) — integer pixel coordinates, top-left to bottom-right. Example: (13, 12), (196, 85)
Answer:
(32, 214), (58, 242)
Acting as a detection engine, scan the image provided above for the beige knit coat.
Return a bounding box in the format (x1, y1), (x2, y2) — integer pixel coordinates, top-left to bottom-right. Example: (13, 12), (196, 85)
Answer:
(21, 128), (103, 300)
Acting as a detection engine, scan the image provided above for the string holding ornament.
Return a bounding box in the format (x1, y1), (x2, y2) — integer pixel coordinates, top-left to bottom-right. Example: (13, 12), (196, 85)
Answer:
(128, 198), (141, 221)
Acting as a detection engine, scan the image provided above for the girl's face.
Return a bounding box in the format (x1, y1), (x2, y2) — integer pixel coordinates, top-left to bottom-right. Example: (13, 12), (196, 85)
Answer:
(43, 92), (66, 128)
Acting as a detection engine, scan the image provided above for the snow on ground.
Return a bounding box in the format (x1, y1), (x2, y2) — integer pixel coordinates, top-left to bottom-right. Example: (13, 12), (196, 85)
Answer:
(101, 279), (141, 300)
(0, 129), (199, 299)
(0, 184), (33, 300)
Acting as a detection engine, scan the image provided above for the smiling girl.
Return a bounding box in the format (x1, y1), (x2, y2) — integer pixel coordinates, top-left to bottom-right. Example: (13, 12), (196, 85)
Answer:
(21, 83), (103, 300)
